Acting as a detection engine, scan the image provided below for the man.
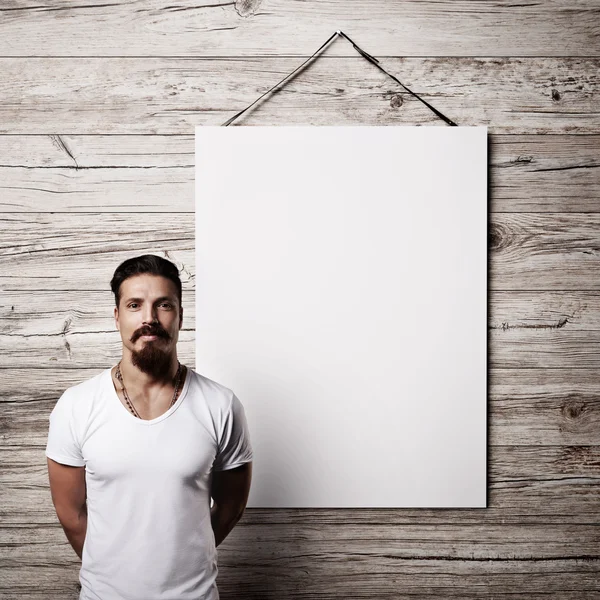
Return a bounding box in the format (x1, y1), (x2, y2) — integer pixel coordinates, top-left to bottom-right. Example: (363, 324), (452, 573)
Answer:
(46, 254), (253, 600)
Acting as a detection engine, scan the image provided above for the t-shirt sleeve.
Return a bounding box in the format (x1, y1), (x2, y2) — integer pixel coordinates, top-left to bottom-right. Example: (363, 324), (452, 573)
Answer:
(213, 393), (253, 472)
(45, 389), (85, 467)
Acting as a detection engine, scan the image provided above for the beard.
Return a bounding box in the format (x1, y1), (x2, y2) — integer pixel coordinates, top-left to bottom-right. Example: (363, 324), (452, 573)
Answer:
(131, 340), (173, 376)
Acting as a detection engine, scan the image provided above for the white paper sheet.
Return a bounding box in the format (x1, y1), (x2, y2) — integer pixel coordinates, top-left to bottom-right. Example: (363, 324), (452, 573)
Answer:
(195, 126), (487, 507)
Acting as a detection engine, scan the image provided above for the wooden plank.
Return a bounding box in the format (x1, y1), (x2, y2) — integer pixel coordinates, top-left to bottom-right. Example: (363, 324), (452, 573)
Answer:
(0, 214), (195, 290)
(491, 135), (600, 212)
(490, 291), (600, 368)
(0, 58), (598, 134)
(0, 560), (597, 600)
(1, 134), (599, 213)
(0, 1), (598, 57)
(3, 213), (600, 292)
(0, 164), (194, 213)
(212, 553), (600, 600)
(489, 213), (600, 290)
(0, 134), (195, 169)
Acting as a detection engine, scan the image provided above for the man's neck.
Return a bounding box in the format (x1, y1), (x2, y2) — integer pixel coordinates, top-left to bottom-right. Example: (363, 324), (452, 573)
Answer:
(118, 352), (180, 392)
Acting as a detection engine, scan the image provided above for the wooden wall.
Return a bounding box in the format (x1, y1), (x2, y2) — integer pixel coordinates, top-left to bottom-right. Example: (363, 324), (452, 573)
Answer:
(1, 1), (599, 598)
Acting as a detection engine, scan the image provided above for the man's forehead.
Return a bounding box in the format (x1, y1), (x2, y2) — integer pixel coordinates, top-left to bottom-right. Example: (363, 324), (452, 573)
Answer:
(120, 274), (178, 297)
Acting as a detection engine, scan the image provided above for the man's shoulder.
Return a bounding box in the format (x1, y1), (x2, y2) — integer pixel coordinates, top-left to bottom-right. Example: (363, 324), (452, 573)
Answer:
(51, 369), (109, 424)
(58, 369), (109, 409)
(187, 368), (236, 409)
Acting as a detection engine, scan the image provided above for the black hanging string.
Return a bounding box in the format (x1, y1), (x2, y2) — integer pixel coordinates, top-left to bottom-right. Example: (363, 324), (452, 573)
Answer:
(222, 30), (457, 127)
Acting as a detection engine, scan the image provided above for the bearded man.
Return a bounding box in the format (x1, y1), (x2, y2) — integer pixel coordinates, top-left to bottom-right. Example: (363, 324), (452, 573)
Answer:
(46, 254), (253, 600)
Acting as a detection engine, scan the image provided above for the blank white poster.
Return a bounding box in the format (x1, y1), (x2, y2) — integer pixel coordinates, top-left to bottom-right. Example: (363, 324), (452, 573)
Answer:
(195, 126), (487, 508)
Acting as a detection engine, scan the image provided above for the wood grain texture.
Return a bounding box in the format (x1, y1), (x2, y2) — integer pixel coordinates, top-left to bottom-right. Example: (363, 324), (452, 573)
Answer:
(1, 569), (599, 600)
(0, 1), (598, 57)
(0, 58), (598, 134)
(1, 0), (599, 597)
(1, 134), (600, 213)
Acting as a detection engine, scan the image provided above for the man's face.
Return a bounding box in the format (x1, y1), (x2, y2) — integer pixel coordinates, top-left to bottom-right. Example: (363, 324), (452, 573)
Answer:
(114, 274), (183, 375)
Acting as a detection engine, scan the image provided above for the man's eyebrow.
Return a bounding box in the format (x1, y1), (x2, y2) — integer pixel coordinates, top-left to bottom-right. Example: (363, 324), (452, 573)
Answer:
(123, 296), (176, 303)
(154, 296), (176, 303)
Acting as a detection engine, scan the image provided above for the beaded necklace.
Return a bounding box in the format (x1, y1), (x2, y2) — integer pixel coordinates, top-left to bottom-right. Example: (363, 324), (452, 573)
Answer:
(114, 361), (185, 419)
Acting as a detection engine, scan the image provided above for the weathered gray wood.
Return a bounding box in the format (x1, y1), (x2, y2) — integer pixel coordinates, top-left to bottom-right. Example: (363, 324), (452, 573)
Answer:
(0, 135), (195, 169)
(0, 559), (598, 600)
(214, 549), (600, 600)
(1, 134), (599, 213)
(0, 214), (194, 291)
(0, 58), (598, 134)
(0, 1), (598, 57)
(4, 213), (600, 292)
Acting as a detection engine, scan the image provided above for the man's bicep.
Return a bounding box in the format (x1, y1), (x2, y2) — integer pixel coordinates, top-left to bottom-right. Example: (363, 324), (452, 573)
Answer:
(211, 462), (252, 509)
(47, 458), (87, 527)
(213, 394), (253, 472)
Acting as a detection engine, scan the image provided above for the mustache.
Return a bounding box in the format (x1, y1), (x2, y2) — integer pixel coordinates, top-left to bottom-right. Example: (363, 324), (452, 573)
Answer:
(131, 324), (170, 343)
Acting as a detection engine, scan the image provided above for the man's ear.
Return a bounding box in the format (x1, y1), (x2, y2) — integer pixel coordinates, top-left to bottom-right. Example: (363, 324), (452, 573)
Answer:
(114, 306), (120, 332)
(179, 305), (183, 330)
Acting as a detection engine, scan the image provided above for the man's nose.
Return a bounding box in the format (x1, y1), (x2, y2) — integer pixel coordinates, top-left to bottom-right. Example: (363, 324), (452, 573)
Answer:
(141, 305), (158, 325)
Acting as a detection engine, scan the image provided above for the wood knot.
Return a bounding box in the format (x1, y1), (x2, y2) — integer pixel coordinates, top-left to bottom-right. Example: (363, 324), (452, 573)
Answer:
(235, 0), (262, 17)
(561, 398), (586, 420)
(551, 89), (561, 102)
(561, 446), (597, 468)
(489, 222), (512, 252)
(390, 94), (403, 108)
(62, 317), (72, 336)
(513, 155), (533, 164)
(557, 446), (600, 477)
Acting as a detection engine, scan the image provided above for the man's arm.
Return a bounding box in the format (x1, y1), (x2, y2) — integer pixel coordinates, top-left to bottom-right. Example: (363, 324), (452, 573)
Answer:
(47, 458), (88, 559)
(210, 462), (252, 547)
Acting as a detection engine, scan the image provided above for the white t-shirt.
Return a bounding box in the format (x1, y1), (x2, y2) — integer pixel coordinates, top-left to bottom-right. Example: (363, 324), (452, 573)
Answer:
(45, 367), (253, 600)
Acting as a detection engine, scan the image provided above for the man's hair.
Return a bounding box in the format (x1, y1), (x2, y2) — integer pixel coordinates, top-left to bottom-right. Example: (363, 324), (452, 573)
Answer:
(110, 254), (182, 308)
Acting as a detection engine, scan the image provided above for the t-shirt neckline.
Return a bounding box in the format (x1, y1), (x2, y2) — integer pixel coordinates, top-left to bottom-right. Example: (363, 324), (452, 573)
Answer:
(106, 365), (192, 426)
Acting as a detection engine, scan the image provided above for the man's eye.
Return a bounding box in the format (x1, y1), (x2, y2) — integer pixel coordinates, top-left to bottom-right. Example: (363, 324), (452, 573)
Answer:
(128, 303), (139, 309)
(160, 303), (172, 309)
